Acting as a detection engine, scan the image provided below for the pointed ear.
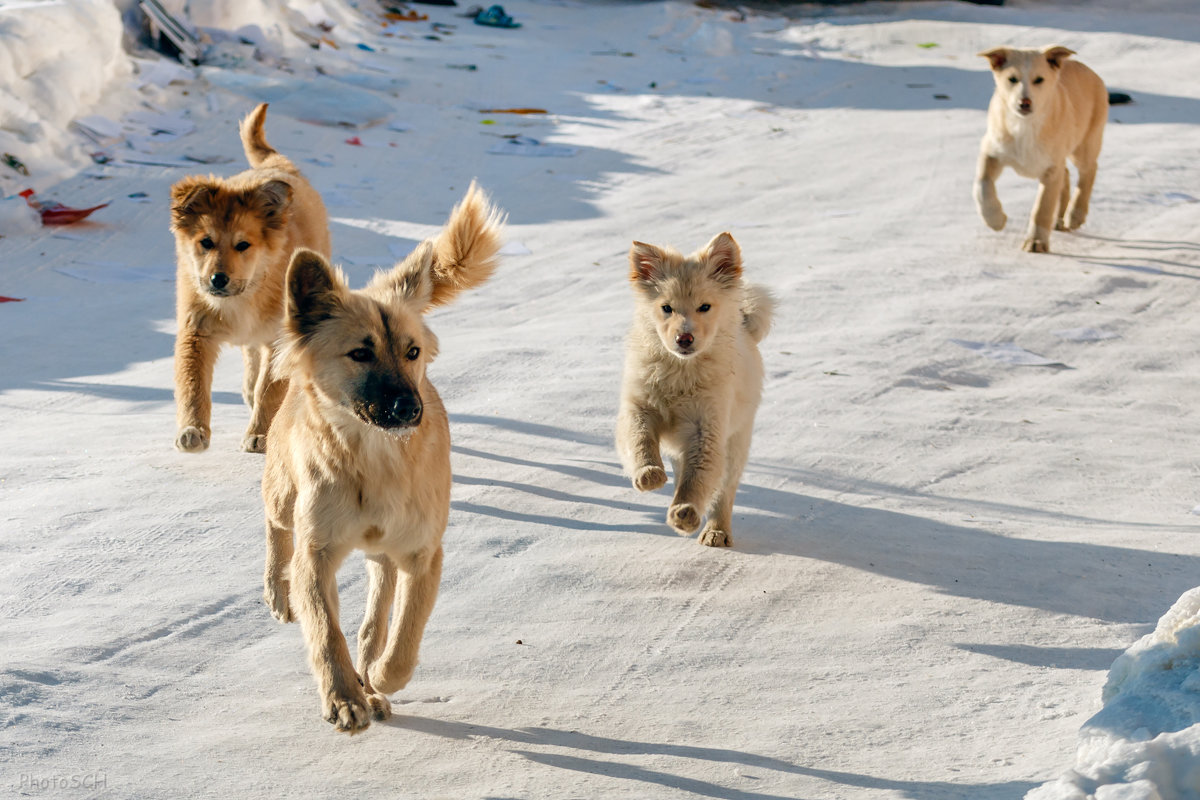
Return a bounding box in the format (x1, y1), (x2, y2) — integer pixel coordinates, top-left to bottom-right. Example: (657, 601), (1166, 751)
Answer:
(376, 240), (435, 309)
(286, 248), (342, 340)
(978, 47), (1010, 71)
(702, 232), (742, 285)
(1043, 45), (1075, 69)
(170, 178), (215, 229)
(629, 241), (665, 287)
(246, 179), (292, 231)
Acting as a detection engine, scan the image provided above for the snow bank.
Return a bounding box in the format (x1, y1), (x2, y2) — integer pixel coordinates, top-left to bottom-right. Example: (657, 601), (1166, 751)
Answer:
(1028, 588), (1200, 800)
(0, 0), (129, 197)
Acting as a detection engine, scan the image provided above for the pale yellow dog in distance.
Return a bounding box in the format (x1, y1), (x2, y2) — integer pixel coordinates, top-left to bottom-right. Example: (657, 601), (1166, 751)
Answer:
(261, 183), (503, 734)
(975, 45), (1108, 253)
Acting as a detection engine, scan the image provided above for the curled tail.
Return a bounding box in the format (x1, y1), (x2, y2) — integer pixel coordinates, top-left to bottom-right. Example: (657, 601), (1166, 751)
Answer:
(429, 180), (506, 307)
(741, 284), (774, 344)
(239, 103), (286, 170)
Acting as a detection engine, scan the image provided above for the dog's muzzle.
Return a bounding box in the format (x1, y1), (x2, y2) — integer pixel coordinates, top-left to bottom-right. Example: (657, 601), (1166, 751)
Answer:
(356, 377), (423, 430)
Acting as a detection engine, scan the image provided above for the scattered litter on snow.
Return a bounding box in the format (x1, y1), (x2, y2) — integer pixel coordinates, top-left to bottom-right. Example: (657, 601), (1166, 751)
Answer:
(951, 339), (1067, 367)
(19, 189), (109, 226)
(0, 295), (24, 302)
(487, 136), (579, 157)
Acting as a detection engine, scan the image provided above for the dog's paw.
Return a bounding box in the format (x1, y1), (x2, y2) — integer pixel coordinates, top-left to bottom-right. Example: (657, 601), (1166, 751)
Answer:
(667, 503), (702, 535)
(368, 663), (414, 696)
(980, 207), (1007, 232)
(263, 578), (293, 623)
(366, 692), (392, 722)
(1022, 236), (1050, 254)
(175, 426), (210, 453)
(698, 524), (733, 548)
(322, 691), (372, 734)
(1054, 219), (1070, 232)
(633, 465), (668, 492)
(242, 433), (267, 454)
(1067, 209), (1087, 231)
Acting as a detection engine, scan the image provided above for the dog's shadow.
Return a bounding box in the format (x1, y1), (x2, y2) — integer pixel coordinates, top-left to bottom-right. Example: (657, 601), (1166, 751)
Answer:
(379, 716), (1037, 800)
(1056, 231), (1200, 277)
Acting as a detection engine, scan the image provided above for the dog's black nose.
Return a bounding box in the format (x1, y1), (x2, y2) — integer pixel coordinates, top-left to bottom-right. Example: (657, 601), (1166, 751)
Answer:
(676, 332), (694, 348)
(1019, 97), (1032, 110)
(210, 272), (230, 290)
(386, 392), (423, 426)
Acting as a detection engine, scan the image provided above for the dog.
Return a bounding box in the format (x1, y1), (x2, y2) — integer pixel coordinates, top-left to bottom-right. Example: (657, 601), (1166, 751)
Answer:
(616, 232), (773, 548)
(975, 45), (1108, 253)
(261, 182), (503, 734)
(170, 102), (330, 453)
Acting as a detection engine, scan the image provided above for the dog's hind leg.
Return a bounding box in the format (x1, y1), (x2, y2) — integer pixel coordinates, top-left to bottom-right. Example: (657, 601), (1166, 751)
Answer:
(357, 554), (397, 721)
(617, 402), (667, 492)
(1066, 137), (1101, 231)
(263, 519), (295, 622)
(174, 327), (219, 452)
(1055, 169), (1072, 231)
(292, 542), (371, 733)
(241, 346), (261, 410)
(699, 428), (752, 549)
(368, 545), (443, 695)
(242, 346), (287, 454)
(668, 417), (725, 536)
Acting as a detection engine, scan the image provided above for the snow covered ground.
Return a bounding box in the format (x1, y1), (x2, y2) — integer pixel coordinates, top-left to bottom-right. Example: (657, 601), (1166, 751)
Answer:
(2, 1), (1200, 798)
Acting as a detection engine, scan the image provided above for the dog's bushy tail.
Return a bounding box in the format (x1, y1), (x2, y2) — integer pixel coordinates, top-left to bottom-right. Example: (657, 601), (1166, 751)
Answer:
(741, 284), (774, 344)
(239, 103), (294, 172)
(428, 180), (506, 307)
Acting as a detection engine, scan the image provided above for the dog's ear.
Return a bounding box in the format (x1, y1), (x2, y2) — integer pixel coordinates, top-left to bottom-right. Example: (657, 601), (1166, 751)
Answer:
(376, 240), (436, 309)
(246, 179), (292, 231)
(170, 178), (215, 229)
(286, 248), (343, 340)
(629, 241), (665, 287)
(978, 47), (1010, 71)
(702, 232), (742, 285)
(1042, 45), (1075, 69)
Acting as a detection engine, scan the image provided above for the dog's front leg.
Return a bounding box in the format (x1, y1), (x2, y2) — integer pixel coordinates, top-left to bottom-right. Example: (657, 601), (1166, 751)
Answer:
(1024, 164), (1066, 253)
(291, 542), (371, 733)
(242, 347), (287, 454)
(357, 554), (398, 720)
(617, 402), (667, 492)
(974, 153), (1007, 231)
(369, 545), (443, 695)
(174, 327), (219, 452)
(241, 346), (261, 410)
(668, 417), (724, 536)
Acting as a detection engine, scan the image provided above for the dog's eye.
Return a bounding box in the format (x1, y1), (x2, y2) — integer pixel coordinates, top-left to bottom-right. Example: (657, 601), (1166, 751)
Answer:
(1008, 76), (1018, 84)
(199, 237), (215, 250)
(661, 304), (673, 315)
(405, 346), (420, 361)
(234, 241), (251, 252)
(697, 303), (711, 313)
(347, 348), (375, 363)
(1033, 76), (1044, 85)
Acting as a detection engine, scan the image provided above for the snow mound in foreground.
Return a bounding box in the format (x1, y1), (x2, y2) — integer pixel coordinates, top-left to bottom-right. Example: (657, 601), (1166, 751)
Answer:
(1028, 588), (1200, 800)
(0, 0), (129, 196)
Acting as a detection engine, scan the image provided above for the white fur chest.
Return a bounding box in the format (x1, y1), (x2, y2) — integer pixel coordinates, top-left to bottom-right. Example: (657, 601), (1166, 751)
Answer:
(985, 115), (1054, 179)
